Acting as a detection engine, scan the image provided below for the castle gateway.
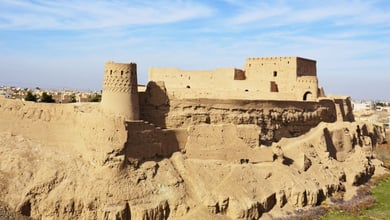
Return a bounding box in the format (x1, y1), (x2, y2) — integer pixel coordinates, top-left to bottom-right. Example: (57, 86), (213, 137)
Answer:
(149, 57), (322, 101)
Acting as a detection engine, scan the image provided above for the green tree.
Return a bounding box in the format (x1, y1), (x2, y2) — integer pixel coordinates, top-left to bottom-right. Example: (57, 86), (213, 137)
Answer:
(40, 92), (55, 103)
(88, 93), (101, 102)
(376, 102), (385, 107)
(70, 94), (77, 103)
(24, 91), (37, 102)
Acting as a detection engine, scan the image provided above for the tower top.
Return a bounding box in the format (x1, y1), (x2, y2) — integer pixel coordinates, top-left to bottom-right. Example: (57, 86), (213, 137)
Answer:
(101, 62), (139, 120)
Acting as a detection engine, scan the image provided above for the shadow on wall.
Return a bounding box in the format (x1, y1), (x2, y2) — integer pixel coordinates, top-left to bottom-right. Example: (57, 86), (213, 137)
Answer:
(139, 81), (170, 128)
(361, 124), (383, 147)
(334, 98), (355, 122)
(323, 128), (337, 160)
(123, 121), (181, 163)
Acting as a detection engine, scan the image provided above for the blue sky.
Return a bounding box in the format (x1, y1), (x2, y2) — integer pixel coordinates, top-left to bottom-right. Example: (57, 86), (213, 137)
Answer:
(0, 0), (389, 100)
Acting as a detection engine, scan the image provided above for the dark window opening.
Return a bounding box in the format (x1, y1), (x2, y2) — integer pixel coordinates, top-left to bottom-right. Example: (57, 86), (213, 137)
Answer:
(234, 70), (246, 80)
(273, 71), (277, 77)
(186, 85), (191, 88)
(121, 70), (123, 76)
(110, 70), (112, 75)
(303, 91), (312, 101)
(270, 81), (279, 92)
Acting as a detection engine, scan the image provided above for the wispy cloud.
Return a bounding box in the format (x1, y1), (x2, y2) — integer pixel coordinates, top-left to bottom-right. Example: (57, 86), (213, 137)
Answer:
(225, 0), (390, 29)
(0, 0), (213, 30)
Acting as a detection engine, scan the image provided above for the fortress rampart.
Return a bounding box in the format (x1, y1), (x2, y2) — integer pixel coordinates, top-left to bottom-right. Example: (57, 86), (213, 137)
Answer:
(0, 99), (128, 164)
(0, 57), (387, 220)
(149, 57), (319, 101)
(0, 57), (357, 163)
(139, 81), (356, 146)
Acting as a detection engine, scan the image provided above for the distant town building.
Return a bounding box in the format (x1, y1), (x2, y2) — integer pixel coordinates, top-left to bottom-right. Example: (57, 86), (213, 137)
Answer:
(353, 101), (373, 111)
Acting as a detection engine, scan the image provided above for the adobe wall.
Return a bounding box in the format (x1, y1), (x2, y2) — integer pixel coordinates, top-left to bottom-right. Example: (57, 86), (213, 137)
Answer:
(148, 57), (319, 101)
(149, 67), (237, 90)
(243, 57), (318, 101)
(0, 98), (129, 164)
(139, 82), (343, 145)
(101, 62), (139, 120)
(0, 97), (188, 164)
(124, 121), (186, 161)
(184, 124), (274, 162)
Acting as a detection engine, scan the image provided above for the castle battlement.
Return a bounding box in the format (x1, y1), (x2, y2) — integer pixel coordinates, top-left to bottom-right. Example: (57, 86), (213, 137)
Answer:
(246, 56), (316, 61)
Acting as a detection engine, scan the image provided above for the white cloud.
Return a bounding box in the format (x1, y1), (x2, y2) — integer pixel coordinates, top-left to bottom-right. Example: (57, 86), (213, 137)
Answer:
(0, 0), (213, 30)
(225, 0), (390, 28)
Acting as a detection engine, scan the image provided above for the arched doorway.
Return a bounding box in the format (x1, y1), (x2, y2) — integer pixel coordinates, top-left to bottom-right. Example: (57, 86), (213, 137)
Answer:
(303, 91), (312, 101)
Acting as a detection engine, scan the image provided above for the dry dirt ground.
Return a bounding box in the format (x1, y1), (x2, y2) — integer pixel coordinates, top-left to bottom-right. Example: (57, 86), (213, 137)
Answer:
(0, 119), (388, 219)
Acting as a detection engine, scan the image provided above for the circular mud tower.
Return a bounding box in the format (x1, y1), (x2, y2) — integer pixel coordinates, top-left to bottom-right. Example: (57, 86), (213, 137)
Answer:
(101, 61), (139, 120)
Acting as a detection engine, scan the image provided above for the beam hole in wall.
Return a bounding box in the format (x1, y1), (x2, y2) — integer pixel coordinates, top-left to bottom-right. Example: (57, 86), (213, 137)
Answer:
(186, 85), (191, 89)
(110, 70), (112, 75)
(245, 89), (249, 92)
(121, 70), (123, 76)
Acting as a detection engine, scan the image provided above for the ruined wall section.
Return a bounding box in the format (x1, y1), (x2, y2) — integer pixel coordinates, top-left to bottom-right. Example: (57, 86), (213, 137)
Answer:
(0, 97), (188, 164)
(101, 62), (139, 120)
(124, 121), (186, 161)
(140, 84), (339, 145)
(0, 98), (128, 164)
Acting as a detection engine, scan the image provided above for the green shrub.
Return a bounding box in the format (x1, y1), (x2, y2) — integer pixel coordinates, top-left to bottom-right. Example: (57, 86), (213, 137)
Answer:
(24, 91), (37, 102)
(40, 92), (55, 103)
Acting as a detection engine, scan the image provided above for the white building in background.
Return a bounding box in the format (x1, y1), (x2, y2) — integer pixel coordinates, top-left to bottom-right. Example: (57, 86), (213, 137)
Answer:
(0, 91), (11, 99)
(352, 101), (374, 111)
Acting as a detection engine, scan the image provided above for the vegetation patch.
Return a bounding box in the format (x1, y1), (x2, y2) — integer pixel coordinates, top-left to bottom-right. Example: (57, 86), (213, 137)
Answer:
(320, 174), (390, 220)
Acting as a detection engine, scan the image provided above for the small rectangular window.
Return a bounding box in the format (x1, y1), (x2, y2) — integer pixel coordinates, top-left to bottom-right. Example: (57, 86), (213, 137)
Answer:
(270, 81), (279, 92)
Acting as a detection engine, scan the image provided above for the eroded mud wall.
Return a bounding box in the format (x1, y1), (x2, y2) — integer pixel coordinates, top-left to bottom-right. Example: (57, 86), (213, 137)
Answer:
(0, 98), (127, 164)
